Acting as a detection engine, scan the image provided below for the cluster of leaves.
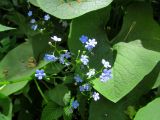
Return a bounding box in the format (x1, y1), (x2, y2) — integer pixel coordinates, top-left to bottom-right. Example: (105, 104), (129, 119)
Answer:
(0, 0), (160, 120)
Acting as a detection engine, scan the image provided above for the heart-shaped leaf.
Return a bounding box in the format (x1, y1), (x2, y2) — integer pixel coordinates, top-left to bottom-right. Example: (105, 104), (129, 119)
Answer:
(37, 0), (112, 19)
(134, 98), (160, 120)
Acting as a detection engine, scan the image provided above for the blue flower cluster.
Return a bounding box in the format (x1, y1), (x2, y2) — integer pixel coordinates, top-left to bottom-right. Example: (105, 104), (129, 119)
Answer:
(44, 36), (71, 66)
(27, 10), (50, 31)
(80, 35), (97, 51)
(34, 35), (112, 110)
(100, 59), (112, 82)
(79, 83), (91, 92)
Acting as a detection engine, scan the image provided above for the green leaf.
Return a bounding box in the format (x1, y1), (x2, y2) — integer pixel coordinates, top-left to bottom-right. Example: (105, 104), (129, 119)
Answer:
(0, 42), (47, 96)
(68, 1), (160, 103)
(45, 84), (69, 106)
(0, 24), (15, 32)
(112, 2), (160, 52)
(134, 98), (160, 120)
(29, 33), (53, 60)
(153, 73), (160, 88)
(68, 6), (112, 69)
(89, 64), (159, 120)
(63, 106), (73, 120)
(93, 41), (160, 103)
(29, 0), (39, 7)
(41, 102), (63, 120)
(37, 0), (113, 19)
(0, 113), (9, 120)
(63, 91), (71, 106)
(0, 94), (12, 120)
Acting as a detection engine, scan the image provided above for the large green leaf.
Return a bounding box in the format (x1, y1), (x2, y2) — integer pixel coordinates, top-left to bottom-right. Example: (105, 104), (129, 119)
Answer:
(93, 41), (160, 102)
(41, 102), (63, 120)
(68, 6), (112, 69)
(89, 64), (159, 120)
(0, 42), (47, 96)
(0, 24), (15, 32)
(134, 98), (160, 120)
(37, 0), (112, 19)
(68, 4), (160, 103)
(112, 2), (160, 52)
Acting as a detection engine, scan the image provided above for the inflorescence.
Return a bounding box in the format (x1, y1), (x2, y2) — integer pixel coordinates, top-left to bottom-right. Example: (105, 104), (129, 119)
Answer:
(27, 10), (68, 31)
(34, 35), (112, 110)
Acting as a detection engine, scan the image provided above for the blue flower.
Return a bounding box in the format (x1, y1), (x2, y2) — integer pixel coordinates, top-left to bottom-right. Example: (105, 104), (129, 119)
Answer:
(80, 55), (89, 65)
(72, 100), (79, 109)
(74, 75), (83, 83)
(80, 35), (88, 44)
(35, 69), (46, 80)
(63, 50), (71, 59)
(79, 86), (85, 92)
(102, 59), (111, 68)
(86, 69), (95, 78)
(100, 69), (112, 82)
(30, 19), (36, 23)
(85, 39), (97, 51)
(31, 24), (38, 31)
(79, 84), (91, 92)
(92, 92), (100, 101)
(83, 83), (90, 91)
(44, 54), (58, 62)
(28, 10), (32, 17)
(44, 14), (50, 21)
(59, 54), (65, 64)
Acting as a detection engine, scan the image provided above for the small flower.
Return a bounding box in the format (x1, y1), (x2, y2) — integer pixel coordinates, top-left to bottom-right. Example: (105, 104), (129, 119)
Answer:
(31, 24), (38, 31)
(80, 55), (89, 65)
(80, 35), (88, 44)
(30, 19), (36, 23)
(83, 83), (90, 91)
(35, 69), (46, 80)
(74, 75), (83, 83)
(44, 14), (50, 21)
(59, 54), (65, 64)
(28, 10), (32, 17)
(44, 54), (58, 62)
(85, 39), (97, 51)
(51, 36), (61, 42)
(102, 59), (111, 68)
(100, 69), (112, 82)
(63, 50), (71, 59)
(72, 100), (79, 109)
(92, 92), (100, 101)
(79, 84), (91, 92)
(86, 69), (95, 78)
(79, 86), (85, 92)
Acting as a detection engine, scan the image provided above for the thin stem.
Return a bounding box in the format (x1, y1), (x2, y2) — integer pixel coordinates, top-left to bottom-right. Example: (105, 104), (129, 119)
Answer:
(40, 80), (50, 90)
(34, 79), (48, 103)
